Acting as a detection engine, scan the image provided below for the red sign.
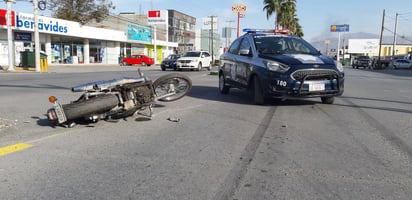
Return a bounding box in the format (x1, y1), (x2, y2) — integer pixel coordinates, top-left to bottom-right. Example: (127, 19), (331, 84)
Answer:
(0, 9), (15, 26)
(148, 10), (161, 18)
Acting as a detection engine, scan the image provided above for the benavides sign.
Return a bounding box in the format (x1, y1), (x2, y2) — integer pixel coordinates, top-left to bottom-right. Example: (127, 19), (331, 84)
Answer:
(0, 9), (74, 35)
(0, 9), (126, 41)
(15, 12), (69, 34)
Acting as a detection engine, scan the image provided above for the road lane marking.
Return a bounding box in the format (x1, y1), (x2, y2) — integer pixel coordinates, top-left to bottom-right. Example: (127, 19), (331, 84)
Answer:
(0, 143), (33, 157)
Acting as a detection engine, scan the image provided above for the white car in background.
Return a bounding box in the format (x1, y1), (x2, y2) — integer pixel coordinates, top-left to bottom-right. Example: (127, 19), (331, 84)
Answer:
(392, 59), (412, 69)
(176, 51), (212, 71)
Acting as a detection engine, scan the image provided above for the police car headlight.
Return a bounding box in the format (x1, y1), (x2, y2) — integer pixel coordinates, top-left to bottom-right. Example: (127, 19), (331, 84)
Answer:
(264, 60), (290, 72)
(335, 61), (344, 72)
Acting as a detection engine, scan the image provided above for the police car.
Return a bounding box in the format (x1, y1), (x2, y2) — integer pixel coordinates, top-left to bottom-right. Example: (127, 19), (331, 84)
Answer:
(219, 28), (345, 104)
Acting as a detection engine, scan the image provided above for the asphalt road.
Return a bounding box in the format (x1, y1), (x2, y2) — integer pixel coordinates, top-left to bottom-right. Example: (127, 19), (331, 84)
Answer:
(0, 65), (411, 200)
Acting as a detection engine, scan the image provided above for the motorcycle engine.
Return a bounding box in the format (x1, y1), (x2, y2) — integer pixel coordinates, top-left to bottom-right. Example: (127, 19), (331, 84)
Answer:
(121, 82), (155, 110)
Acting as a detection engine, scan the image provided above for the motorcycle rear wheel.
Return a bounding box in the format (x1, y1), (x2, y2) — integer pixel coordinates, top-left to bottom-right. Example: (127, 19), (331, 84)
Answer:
(153, 73), (192, 102)
(62, 94), (119, 121)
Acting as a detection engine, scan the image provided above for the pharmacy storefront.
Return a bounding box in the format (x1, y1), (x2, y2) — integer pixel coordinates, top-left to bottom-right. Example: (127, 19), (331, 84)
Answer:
(0, 9), (179, 67)
(0, 9), (126, 66)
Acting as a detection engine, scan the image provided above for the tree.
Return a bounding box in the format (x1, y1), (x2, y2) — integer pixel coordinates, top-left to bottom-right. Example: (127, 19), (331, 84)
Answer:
(263, 0), (282, 29)
(48, 0), (115, 24)
(263, 0), (304, 37)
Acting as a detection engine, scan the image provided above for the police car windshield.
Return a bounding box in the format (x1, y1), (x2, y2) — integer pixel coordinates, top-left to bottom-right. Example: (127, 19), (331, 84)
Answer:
(254, 36), (320, 55)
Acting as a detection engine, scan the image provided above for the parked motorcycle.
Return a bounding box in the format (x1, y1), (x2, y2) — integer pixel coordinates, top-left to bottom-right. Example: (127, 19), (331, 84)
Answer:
(47, 69), (192, 128)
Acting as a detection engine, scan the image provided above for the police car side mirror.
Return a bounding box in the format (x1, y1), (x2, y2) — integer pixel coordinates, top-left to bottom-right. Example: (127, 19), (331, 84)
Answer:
(239, 48), (252, 57)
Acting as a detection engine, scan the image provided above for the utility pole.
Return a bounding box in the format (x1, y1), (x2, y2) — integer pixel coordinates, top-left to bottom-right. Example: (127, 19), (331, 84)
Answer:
(6, 0), (15, 71)
(226, 20), (234, 47)
(33, 0), (41, 72)
(208, 15), (217, 64)
(378, 9), (385, 69)
(392, 12), (398, 61)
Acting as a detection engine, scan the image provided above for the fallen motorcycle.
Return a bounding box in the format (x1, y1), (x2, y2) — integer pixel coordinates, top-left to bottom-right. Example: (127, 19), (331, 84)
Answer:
(47, 69), (192, 127)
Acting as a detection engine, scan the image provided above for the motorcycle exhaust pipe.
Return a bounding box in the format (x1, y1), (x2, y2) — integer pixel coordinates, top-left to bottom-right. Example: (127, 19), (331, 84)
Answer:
(71, 78), (146, 92)
(71, 79), (117, 92)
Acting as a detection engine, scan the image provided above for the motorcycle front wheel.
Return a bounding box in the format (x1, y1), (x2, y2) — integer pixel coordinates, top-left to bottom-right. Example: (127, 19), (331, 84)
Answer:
(153, 73), (192, 102)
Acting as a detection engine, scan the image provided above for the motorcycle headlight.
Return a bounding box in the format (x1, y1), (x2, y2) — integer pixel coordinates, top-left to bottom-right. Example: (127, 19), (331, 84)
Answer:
(264, 60), (290, 73)
(335, 61), (344, 72)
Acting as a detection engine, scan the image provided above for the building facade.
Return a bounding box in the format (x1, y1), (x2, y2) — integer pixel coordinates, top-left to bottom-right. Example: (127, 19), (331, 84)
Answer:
(0, 8), (221, 68)
(0, 9), (196, 67)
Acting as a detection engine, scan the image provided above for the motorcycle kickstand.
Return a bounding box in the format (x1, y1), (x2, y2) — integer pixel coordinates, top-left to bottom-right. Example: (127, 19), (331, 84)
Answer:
(136, 105), (153, 118)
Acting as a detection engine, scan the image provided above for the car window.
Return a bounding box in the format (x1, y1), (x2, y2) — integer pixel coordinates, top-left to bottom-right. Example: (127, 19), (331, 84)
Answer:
(202, 52), (210, 57)
(239, 38), (252, 55)
(228, 38), (242, 54)
(239, 38), (252, 56)
(183, 52), (201, 57)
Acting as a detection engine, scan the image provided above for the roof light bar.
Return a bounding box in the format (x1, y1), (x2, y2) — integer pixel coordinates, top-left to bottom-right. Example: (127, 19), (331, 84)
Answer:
(243, 28), (291, 35)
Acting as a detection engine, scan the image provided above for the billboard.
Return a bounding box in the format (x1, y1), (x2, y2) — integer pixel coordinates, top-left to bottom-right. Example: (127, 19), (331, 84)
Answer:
(0, 9), (15, 27)
(127, 24), (151, 43)
(331, 24), (349, 32)
(147, 10), (168, 25)
(348, 39), (379, 54)
(232, 4), (247, 13)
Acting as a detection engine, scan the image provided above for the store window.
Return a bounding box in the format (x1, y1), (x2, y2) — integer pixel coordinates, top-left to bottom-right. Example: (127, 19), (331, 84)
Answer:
(51, 36), (85, 64)
(90, 40), (106, 63)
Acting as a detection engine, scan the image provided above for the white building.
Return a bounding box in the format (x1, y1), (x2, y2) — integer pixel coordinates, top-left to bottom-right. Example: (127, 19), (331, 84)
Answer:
(0, 9), (178, 67)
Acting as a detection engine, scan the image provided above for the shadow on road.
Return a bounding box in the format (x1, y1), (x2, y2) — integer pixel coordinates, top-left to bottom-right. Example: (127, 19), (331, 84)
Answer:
(188, 85), (319, 106)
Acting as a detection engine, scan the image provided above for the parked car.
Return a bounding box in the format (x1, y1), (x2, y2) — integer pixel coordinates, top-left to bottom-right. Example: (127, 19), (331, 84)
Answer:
(392, 59), (412, 69)
(352, 56), (371, 69)
(120, 54), (154, 66)
(219, 28), (345, 105)
(160, 54), (182, 71)
(176, 51), (212, 71)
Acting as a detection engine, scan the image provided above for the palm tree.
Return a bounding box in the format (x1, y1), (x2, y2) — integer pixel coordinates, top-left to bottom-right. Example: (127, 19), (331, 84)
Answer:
(263, 0), (283, 29)
(279, 0), (295, 29)
(263, 0), (304, 37)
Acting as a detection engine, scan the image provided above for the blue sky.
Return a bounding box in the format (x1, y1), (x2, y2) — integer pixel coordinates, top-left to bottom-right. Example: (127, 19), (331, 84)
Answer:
(3, 0), (412, 42)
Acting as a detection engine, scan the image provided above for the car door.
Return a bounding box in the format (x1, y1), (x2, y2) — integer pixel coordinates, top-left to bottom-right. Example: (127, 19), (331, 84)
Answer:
(128, 55), (137, 65)
(201, 52), (212, 66)
(135, 55), (143, 65)
(401, 60), (411, 68)
(221, 38), (242, 86)
(234, 37), (254, 87)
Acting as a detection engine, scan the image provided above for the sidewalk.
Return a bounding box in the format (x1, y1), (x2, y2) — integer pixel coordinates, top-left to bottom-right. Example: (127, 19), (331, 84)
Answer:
(0, 64), (160, 73)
